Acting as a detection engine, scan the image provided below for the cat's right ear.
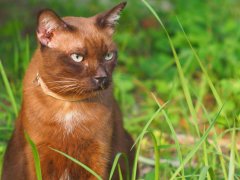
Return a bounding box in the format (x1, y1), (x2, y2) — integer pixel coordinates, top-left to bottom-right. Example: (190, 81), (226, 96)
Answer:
(36, 9), (67, 48)
(95, 2), (127, 35)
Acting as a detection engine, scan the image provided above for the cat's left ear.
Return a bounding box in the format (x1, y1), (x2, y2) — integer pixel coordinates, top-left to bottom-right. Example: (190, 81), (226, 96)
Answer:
(96, 2), (127, 35)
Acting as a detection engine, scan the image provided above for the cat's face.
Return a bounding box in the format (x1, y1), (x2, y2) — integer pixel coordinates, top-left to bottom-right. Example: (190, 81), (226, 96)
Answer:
(36, 2), (126, 98)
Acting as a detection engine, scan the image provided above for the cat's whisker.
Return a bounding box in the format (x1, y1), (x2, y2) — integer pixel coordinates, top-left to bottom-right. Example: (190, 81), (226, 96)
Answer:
(47, 86), (77, 92)
(45, 81), (77, 84)
(46, 75), (78, 80)
(51, 85), (79, 93)
(47, 84), (79, 89)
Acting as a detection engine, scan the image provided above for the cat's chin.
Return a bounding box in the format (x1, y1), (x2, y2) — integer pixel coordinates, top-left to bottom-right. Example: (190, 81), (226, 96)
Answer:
(91, 80), (111, 92)
(94, 84), (110, 91)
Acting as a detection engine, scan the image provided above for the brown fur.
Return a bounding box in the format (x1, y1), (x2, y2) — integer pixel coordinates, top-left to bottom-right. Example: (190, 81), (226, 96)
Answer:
(2, 2), (135, 180)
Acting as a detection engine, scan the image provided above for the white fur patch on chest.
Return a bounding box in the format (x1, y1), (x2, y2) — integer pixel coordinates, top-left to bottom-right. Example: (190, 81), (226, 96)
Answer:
(60, 169), (70, 180)
(56, 110), (84, 134)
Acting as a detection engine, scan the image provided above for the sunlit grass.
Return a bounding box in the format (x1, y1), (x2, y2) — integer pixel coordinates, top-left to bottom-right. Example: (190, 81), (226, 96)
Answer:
(0, 60), (18, 117)
(25, 132), (42, 180)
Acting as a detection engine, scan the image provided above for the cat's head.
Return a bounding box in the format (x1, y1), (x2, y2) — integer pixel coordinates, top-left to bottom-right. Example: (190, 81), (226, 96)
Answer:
(36, 2), (126, 99)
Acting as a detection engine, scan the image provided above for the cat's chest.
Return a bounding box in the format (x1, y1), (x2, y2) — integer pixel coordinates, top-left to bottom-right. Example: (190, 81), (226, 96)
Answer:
(55, 109), (87, 134)
(53, 102), (111, 135)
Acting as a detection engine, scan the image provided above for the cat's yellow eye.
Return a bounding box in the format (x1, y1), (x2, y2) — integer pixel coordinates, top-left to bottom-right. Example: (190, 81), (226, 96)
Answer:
(71, 53), (83, 62)
(104, 52), (114, 61)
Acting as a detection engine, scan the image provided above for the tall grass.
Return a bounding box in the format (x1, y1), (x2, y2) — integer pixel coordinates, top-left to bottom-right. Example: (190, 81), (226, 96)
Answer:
(109, 153), (130, 180)
(24, 132), (42, 180)
(50, 147), (103, 180)
(131, 101), (168, 180)
(141, 0), (238, 179)
(0, 60), (18, 116)
(142, 0), (201, 139)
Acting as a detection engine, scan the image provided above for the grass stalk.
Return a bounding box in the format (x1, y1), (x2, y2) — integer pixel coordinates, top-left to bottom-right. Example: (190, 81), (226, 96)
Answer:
(24, 132), (42, 180)
(202, 127), (211, 180)
(141, 0), (200, 138)
(117, 164), (123, 180)
(109, 153), (129, 180)
(202, 105), (228, 179)
(176, 17), (230, 128)
(0, 60), (18, 116)
(150, 132), (160, 180)
(176, 18), (223, 109)
(152, 93), (185, 179)
(131, 99), (168, 180)
(228, 123), (236, 180)
(170, 106), (222, 179)
(49, 147), (102, 180)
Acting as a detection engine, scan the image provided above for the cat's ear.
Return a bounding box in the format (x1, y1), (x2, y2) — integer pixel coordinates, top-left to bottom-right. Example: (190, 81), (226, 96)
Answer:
(96, 2), (127, 35)
(36, 9), (67, 48)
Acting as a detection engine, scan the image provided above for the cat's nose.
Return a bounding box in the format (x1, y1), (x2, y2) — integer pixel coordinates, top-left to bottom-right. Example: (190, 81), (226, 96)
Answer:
(94, 76), (108, 88)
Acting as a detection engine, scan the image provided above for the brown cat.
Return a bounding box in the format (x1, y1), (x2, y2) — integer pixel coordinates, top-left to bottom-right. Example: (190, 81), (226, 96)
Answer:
(2, 2), (135, 180)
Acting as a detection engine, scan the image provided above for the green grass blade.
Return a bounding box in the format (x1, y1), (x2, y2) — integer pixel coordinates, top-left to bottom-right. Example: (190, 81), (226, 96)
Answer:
(235, 144), (240, 170)
(131, 130), (161, 180)
(13, 44), (19, 74)
(202, 105), (228, 179)
(137, 131), (161, 179)
(152, 93), (185, 179)
(141, 0), (200, 137)
(24, 132), (42, 180)
(195, 75), (207, 113)
(176, 17), (230, 130)
(49, 147), (102, 180)
(199, 166), (215, 180)
(170, 106), (223, 180)
(208, 167), (216, 180)
(228, 123), (236, 180)
(175, 175), (199, 179)
(132, 134), (142, 180)
(133, 130), (170, 180)
(108, 153), (129, 180)
(202, 129), (211, 180)
(0, 60), (18, 116)
(131, 99), (168, 180)
(219, 128), (240, 139)
(176, 18), (223, 109)
(199, 166), (210, 180)
(131, 100), (169, 150)
(149, 132), (160, 180)
(117, 164), (123, 180)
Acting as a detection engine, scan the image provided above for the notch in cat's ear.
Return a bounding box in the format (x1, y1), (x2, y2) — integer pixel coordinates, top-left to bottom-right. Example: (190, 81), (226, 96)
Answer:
(96, 2), (127, 35)
(36, 9), (67, 48)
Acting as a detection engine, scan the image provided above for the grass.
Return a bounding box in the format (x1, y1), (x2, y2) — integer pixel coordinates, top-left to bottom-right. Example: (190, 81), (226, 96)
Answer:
(24, 132), (42, 180)
(49, 147), (103, 180)
(0, 0), (239, 179)
(109, 153), (130, 180)
(0, 60), (18, 116)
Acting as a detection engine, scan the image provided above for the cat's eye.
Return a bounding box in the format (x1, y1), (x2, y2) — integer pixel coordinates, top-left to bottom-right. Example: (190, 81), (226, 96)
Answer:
(104, 52), (114, 61)
(71, 53), (84, 62)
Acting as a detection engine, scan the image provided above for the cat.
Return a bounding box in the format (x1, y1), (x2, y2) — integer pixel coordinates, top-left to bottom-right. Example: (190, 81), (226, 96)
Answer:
(2, 2), (136, 180)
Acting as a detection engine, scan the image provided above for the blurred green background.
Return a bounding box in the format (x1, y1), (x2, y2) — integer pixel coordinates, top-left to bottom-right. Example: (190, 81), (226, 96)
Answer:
(0, 0), (240, 179)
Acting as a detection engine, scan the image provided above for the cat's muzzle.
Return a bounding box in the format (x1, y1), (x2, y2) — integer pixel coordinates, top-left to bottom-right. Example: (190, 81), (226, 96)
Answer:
(93, 76), (110, 90)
